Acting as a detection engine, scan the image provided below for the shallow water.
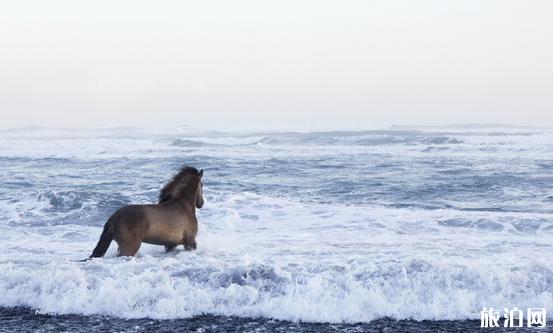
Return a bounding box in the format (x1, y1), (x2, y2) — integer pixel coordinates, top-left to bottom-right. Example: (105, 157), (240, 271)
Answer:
(0, 126), (552, 324)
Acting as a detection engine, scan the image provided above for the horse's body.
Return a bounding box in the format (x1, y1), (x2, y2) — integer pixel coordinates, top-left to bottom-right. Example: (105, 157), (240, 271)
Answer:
(90, 166), (204, 257)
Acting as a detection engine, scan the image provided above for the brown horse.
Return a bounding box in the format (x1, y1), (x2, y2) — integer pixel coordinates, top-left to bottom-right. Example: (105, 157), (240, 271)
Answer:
(90, 166), (204, 257)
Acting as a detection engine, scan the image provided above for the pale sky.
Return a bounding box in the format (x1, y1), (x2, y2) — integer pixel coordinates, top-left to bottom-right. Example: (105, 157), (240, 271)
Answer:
(1, 0), (552, 130)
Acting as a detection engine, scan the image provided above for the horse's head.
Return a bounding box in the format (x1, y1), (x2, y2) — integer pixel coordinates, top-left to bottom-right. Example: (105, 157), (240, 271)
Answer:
(158, 166), (205, 207)
(195, 169), (204, 209)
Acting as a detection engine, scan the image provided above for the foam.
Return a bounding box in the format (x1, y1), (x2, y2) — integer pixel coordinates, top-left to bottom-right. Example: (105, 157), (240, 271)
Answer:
(0, 248), (551, 322)
(1, 193), (552, 322)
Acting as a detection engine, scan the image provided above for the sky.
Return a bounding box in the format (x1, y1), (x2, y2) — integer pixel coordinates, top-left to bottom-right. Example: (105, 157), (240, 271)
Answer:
(0, 0), (552, 131)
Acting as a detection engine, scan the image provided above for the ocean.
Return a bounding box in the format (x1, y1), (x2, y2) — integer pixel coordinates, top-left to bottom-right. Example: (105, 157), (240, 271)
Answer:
(0, 126), (552, 332)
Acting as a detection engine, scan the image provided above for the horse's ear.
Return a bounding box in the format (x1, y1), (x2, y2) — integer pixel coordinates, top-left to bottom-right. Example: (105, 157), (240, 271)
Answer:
(198, 169), (203, 177)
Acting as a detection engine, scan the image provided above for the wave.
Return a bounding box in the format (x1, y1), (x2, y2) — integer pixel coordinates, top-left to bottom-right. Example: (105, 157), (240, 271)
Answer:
(169, 129), (553, 151)
(170, 131), (466, 147)
(171, 136), (266, 147)
(2, 128), (553, 161)
(0, 254), (551, 322)
(1, 192), (552, 322)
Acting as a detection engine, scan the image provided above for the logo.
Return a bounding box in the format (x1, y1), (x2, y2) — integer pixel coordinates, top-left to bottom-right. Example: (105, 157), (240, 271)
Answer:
(481, 307), (546, 328)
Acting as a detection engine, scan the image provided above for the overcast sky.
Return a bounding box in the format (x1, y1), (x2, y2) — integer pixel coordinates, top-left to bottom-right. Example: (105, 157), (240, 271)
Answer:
(1, 1), (552, 130)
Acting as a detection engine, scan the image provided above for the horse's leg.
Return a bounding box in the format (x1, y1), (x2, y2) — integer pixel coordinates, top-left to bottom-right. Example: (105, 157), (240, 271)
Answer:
(184, 237), (197, 251)
(117, 239), (141, 257)
(110, 205), (149, 257)
(165, 245), (177, 252)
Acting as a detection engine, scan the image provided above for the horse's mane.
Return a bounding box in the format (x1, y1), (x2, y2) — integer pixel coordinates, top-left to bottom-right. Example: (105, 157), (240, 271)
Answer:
(158, 165), (201, 203)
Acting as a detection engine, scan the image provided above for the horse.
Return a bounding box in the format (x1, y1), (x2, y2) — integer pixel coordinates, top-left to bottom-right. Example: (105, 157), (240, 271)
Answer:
(89, 166), (204, 257)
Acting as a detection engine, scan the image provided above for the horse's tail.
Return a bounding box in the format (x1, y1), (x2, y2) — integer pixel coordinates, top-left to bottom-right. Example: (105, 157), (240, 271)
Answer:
(90, 218), (115, 258)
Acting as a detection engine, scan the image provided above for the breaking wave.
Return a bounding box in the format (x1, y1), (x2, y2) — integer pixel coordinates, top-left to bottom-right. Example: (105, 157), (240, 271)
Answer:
(0, 251), (551, 321)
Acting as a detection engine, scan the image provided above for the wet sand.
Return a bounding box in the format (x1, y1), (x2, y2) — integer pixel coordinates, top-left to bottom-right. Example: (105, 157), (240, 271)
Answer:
(1, 307), (549, 333)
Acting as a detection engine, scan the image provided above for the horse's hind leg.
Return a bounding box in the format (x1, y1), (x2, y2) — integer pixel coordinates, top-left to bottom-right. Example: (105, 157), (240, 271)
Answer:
(117, 239), (141, 257)
(112, 205), (148, 257)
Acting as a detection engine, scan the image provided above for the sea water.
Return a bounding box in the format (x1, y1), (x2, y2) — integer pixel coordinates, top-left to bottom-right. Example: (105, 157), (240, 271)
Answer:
(0, 126), (552, 323)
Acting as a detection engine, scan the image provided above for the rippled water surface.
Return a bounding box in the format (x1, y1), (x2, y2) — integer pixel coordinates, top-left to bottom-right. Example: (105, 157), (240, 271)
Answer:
(0, 126), (552, 323)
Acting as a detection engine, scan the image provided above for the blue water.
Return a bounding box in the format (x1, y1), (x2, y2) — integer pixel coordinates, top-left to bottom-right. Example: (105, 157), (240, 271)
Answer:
(0, 126), (552, 322)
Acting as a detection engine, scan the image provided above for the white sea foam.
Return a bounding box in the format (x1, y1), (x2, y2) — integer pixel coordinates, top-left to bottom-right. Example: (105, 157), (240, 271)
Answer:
(1, 192), (552, 322)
